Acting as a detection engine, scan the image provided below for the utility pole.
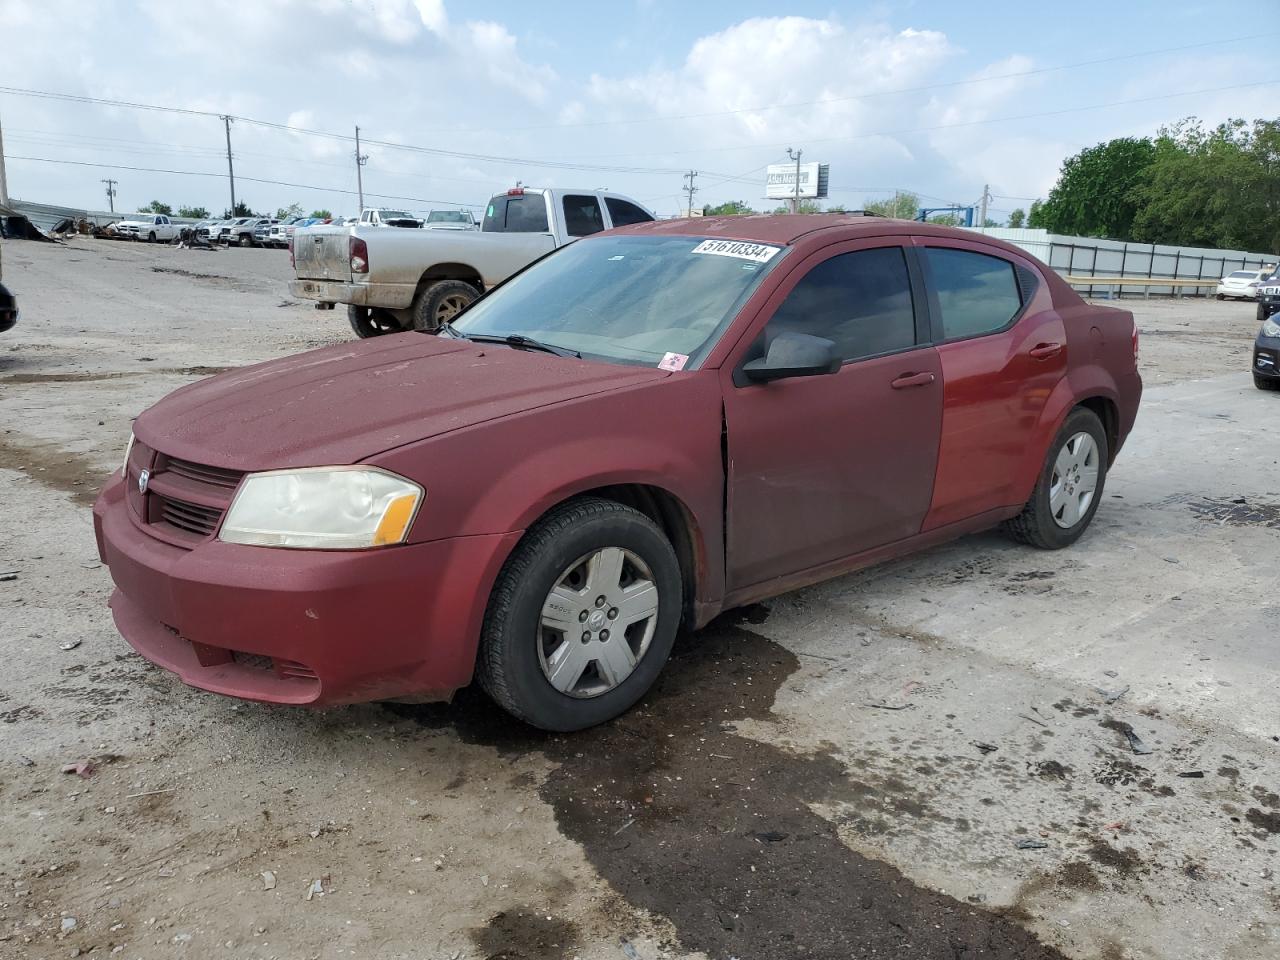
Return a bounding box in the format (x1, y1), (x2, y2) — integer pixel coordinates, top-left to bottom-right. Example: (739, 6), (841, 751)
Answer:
(682, 170), (698, 218)
(101, 179), (117, 213)
(0, 111), (9, 207)
(354, 126), (368, 213)
(221, 115), (236, 215)
(786, 147), (803, 213)
(979, 183), (991, 228)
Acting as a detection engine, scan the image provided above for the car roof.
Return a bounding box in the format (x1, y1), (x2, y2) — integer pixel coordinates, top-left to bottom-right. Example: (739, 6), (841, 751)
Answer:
(613, 213), (1000, 246)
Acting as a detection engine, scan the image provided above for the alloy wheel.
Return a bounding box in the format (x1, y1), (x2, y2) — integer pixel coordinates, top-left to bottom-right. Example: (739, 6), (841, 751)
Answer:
(1049, 432), (1099, 528)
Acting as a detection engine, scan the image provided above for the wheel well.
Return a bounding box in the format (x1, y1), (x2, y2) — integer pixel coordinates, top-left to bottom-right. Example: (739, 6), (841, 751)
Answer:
(414, 263), (484, 300)
(567, 485), (700, 629)
(1077, 396), (1119, 465)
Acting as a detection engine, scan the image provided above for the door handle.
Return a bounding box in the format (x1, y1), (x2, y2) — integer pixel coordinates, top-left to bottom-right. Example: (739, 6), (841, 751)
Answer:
(1029, 342), (1063, 359)
(890, 372), (936, 389)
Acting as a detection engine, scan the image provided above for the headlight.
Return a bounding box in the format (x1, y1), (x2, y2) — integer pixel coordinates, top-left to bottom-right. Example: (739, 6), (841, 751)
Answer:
(1263, 319), (1280, 338)
(219, 467), (423, 549)
(121, 432), (135, 477)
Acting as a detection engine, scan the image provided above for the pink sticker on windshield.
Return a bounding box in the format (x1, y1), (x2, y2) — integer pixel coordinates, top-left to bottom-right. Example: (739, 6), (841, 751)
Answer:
(658, 352), (689, 372)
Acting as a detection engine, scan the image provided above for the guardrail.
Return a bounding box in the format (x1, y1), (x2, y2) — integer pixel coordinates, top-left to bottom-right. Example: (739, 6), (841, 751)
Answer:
(1062, 275), (1221, 299)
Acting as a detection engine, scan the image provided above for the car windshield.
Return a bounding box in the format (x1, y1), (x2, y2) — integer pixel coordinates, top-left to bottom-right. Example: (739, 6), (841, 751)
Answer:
(427, 210), (470, 223)
(379, 210), (413, 219)
(1228, 271), (1256, 279)
(449, 234), (787, 368)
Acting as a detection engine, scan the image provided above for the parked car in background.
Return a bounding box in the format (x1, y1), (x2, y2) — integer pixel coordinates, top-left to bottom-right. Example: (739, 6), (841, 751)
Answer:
(198, 220), (228, 241)
(358, 208), (423, 228)
(423, 209), (479, 231)
(113, 214), (180, 243)
(0, 243), (17, 333)
(1216, 269), (1267, 300)
(96, 215), (1142, 731)
(225, 217), (277, 247)
(290, 187), (655, 337)
(267, 217), (318, 248)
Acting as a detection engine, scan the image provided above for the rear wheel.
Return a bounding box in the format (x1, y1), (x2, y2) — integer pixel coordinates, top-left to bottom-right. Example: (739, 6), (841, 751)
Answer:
(477, 498), (682, 731)
(346, 305), (401, 338)
(410, 280), (478, 333)
(1002, 407), (1108, 550)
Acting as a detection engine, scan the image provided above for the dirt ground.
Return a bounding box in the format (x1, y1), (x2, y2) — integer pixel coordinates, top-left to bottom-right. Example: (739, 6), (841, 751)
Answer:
(1, 237), (1277, 960)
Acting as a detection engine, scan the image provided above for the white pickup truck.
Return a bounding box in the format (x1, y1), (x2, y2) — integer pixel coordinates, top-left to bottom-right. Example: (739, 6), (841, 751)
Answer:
(288, 187), (655, 338)
(114, 214), (180, 243)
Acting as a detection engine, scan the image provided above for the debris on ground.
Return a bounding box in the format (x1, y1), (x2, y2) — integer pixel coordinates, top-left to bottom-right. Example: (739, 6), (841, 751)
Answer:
(866, 701), (914, 710)
(620, 936), (642, 960)
(1095, 684), (1130, 704)
(61, 759), (96, 778)
(19, 755), (35, 767)
(0, 570), (18, 582)
(973, 742), (999, 755)
(305, 875), (331, 901)
(1105, 720), (1154, 755)
(1177, 771), (1205, 778)
(1015, 839), (1049, 850)
(60, 917), (77, 934)
(261, 870), (276, 890)
(60, 639), (82, 651)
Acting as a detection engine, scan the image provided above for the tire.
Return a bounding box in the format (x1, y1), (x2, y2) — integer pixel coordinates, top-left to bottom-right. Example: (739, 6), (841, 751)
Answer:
(477, 497), (682, 732)
(346, 304), (401, 338)
(239, 233), (253, 247)
(1216, 293), (1225, 300)
(1255, 374), (1280, 392)
(410, 279), (478, 333)
(147, 231), (157, 243)
(1002, 407), (1108, 550)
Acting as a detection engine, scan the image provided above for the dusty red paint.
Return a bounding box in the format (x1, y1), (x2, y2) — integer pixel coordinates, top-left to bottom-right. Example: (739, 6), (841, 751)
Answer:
(94, 215), (1142, 707)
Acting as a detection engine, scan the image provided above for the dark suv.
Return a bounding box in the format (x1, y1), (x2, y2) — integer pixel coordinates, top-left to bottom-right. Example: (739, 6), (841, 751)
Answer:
(0, 243), (17, 333)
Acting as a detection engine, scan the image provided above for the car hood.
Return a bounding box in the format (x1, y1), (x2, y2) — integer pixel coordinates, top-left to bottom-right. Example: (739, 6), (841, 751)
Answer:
(134, 334), (670, 470)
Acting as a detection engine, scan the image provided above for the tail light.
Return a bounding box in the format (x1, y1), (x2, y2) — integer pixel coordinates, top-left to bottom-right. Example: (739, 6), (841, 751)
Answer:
(287, 237), (294, 269)
(506, 188), (525, 196)
(350, 235), (369, 274)
(1132, 325), (1140, 362)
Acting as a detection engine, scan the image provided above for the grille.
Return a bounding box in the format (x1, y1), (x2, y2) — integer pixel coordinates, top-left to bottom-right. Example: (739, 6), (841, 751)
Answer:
(156, 495), (223, 537)
(165, 457), (245, 489)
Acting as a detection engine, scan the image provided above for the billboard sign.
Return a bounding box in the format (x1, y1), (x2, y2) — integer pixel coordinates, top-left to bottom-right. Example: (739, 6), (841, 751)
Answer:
(765, 162), (829, 200)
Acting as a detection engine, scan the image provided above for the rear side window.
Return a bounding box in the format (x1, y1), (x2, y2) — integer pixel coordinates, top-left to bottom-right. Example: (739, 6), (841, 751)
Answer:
(562, 195), (605, 237)
(605, 198), (653, 227)
(924, 248), (1022, 341)
(483, 196), (550, 233)
(764, 247), (918, 363)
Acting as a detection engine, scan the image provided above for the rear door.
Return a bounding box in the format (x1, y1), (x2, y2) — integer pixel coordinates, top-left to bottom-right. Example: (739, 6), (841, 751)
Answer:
(722, 240), (943, 590)
(915, 240), (1066, 530)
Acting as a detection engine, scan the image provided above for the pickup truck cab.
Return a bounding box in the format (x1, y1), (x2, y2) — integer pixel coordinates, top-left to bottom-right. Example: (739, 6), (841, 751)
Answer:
(359, 208), (423, 228)
(290, 187), (655, 338)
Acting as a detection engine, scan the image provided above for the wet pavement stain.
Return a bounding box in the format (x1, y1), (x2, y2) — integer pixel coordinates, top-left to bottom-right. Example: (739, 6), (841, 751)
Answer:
(393, 623), (1069, 959)
(1188, 497), (1280, 530)
(0, 433), (110, 507)
(469, 907), (580, 960)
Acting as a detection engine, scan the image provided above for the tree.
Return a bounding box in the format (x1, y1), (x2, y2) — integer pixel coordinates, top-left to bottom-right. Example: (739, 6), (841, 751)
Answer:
(139, 200), (173, 215)
(982, 218), (1000, 228)
(702, 200), (755, 216)
(927, 213), (960, 227)
(177, 206), (209, 219)
(276, 202), (304, 221)
(1007, 208), (1026, 228)
(864, 191), (919, 220)
(222, 202), (254, 218)
(770, 200), (824, 214)
(309, 209), (333, 220)
(1026, 199), (1047, 229)
(1033, 137), (1157, 239)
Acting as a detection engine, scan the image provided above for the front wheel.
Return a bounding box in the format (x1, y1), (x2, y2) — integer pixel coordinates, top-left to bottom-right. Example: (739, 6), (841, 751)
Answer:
(410, 280), (478, 332)
(477, 498), (682, 731)
(346, 304), (401, 338)
(1002, 407), (1108, 549)
(239, 233), (253, 247)
(147, 231), (157, 243)
(1255, 374), (1280, 392)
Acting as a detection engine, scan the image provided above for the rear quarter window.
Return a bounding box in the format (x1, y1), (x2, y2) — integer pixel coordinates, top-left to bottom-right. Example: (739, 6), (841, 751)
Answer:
(483, 196), (550, 233)
(924, 248), (1023, 341)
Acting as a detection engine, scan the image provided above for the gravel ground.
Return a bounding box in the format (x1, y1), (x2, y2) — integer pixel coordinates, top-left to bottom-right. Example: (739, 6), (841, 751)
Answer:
(1, 236), (1277, 960)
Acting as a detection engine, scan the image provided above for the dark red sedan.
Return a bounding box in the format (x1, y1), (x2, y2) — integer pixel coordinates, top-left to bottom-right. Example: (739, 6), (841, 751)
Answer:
(94, 215), (1141, 730)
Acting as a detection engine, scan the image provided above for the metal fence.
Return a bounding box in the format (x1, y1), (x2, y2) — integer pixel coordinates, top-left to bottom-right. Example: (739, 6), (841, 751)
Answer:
(968, 227), (1275, 298)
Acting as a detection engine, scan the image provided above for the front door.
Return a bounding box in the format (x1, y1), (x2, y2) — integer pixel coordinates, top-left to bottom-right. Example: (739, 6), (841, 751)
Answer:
(722, 242), (944, 591)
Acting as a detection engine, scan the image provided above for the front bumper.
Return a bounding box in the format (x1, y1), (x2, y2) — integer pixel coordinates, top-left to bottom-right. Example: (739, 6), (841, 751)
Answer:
(93, 474), (519, 706)
(288, 278), (417, 309)
(1255, 335), (1280, 381)
(1257, 296), (1280, 319)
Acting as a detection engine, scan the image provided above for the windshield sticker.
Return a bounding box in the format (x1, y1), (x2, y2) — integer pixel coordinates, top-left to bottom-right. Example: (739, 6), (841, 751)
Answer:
(658, 352), (689, 372)
(691, 239), (782, 263)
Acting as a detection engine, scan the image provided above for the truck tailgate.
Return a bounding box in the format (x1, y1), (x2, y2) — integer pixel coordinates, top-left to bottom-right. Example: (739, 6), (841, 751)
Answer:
(293, 227), (352, 282)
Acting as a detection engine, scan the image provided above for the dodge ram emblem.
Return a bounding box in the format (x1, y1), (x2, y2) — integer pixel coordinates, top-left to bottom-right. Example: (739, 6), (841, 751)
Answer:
(138, 469), (150, 495)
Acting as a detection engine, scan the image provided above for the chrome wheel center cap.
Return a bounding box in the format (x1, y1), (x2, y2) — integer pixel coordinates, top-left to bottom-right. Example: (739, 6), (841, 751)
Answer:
(588, 609), (607, 629)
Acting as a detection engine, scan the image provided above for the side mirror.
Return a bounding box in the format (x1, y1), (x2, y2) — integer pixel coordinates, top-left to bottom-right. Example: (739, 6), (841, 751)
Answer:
(740, 331), (841, 384)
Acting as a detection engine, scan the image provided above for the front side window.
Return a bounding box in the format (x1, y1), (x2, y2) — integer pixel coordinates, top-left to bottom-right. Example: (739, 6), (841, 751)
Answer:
(762, 246), (918, 362)
(451, 234), (786, 367)
(606, 198), (654, 227)
(924, 247), (1022, 341)
(563, 195), (605, 237)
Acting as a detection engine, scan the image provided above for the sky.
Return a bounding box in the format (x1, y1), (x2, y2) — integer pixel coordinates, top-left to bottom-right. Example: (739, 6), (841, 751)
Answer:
(1, 0), (1276, 222)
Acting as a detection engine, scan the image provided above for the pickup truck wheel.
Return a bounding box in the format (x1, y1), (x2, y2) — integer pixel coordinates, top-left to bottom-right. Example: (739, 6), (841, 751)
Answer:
(347, 305), (399, 338)
(412, 280), (478, 333)
(147, 231), (157, 243)
(239, 233), (253, 247)
(477, 497), (682, 731)
(1002, 407), (1108, 550)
